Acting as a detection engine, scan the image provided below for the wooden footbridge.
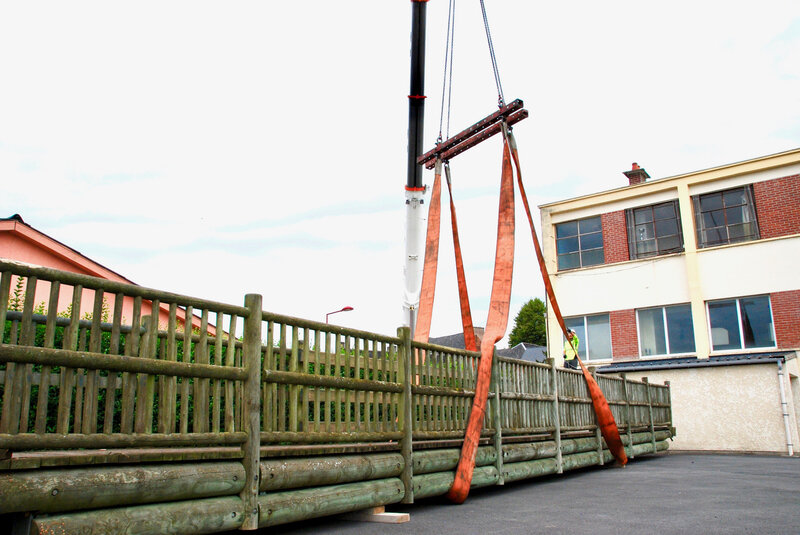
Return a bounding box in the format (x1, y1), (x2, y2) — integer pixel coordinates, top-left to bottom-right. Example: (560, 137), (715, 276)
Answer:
(0, 259), (673, 533)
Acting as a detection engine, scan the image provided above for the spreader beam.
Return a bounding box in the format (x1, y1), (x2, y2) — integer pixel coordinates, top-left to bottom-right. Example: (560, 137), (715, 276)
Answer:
(417, 99), (528, 168)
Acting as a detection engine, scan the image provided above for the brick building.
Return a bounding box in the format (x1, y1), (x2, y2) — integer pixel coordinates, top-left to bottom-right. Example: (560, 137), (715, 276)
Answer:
(539, 148), (800, 453)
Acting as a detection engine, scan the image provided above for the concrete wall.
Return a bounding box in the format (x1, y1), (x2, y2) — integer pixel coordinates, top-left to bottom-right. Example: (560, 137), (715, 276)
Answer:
(627, 359), (799, 453)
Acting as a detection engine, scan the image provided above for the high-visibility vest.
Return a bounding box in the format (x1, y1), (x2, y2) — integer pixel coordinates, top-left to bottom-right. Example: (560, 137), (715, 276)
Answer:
(563, 335), (579, 361)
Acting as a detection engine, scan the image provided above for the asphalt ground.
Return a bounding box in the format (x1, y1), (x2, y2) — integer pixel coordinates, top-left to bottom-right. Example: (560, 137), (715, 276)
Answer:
(253, 453), (800, 535)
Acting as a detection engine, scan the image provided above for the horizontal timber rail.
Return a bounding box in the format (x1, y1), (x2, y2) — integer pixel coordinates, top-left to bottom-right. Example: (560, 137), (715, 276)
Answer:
(0, 262), (674, 533)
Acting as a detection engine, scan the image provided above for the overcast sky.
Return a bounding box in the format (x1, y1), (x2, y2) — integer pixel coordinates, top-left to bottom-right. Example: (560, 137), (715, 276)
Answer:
(1, 1), (798, 344)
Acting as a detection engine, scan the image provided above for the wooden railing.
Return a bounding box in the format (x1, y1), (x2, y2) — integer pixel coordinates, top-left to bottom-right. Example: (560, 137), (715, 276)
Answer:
(0, 259), (673, 533)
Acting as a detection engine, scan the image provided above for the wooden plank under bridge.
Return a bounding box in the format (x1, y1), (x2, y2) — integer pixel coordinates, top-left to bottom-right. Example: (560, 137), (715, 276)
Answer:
(0, 260), (674, 533)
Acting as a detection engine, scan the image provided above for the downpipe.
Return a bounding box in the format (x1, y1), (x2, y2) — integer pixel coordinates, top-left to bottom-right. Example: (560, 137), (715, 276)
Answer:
(777, 359), (794, 456)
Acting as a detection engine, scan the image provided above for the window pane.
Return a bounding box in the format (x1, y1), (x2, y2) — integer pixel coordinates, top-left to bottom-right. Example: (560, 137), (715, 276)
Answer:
(703, 209), (726, 229)
(638, 308), (667, 356)
(740, 296), (774, 348)
(580, 231), (603, 250)
(665, 304), (695, 353)
(725, 206), (745, 225)
(702, 228), (726, 246)
(727, 223), (750, 242)
(558, 252), (580, 270)
(655, 219), (678, 237)
(658, 235), (682, 253)
(581, 248), (605, 266)
(723, 188), (746, 207)
(579, 216), (602, 234)
(635, 223), (654, 241)
(653, 202), (676, 220)
(700, 193), (723, 211)
(556, 221), (578, 239)
(634, 208), (653, 224)
(586, 314), (612, 360)
(557, 236), (579, 254)
(564, 318), (586, 360)
(636, 239), (657, 256)
(708, 300), (741, 350)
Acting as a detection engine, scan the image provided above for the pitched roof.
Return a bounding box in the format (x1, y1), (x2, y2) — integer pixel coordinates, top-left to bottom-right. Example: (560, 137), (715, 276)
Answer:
(0, 214), (135, 283)
(498, 342), (547, 363)
(429, 332), (547, 363)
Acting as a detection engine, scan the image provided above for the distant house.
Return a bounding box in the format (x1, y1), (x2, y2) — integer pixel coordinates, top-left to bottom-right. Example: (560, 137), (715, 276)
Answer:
(538, 148), (800, 454)
(499, 342), (547, 363)
(430, 326), (547, 363)
(0, 214), (206, 332)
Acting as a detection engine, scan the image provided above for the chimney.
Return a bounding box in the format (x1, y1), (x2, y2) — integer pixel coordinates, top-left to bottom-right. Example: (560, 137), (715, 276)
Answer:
(623, 162), (650, 186)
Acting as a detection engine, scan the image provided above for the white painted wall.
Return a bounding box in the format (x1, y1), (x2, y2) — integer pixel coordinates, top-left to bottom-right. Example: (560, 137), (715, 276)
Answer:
(696, 236), (800, 301)
(628, 360), (799, 453)
(552, 254), (690, 316)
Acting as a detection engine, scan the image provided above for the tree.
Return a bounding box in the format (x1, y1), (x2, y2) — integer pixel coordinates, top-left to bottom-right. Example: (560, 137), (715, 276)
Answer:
(508, 298), (547, 347)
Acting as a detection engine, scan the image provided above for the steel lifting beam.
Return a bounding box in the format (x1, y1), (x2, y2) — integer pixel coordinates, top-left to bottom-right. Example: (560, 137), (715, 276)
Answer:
(417, 99), (529, 169)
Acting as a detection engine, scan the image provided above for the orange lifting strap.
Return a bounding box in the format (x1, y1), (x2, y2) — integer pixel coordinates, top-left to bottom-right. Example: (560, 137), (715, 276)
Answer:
(413, 160), (477, 352)
(417, 103), (627, 503)
(446, 133), (515, 503)
(506, 128), (628, 471)
(413, 160), (441, 345)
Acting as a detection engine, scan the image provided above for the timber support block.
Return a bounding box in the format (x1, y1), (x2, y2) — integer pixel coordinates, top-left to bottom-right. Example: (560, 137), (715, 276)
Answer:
(339, 506), (410, 524)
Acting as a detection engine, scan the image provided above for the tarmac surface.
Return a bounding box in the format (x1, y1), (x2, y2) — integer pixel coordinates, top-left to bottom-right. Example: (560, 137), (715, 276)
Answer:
(250, 453), (800, 535)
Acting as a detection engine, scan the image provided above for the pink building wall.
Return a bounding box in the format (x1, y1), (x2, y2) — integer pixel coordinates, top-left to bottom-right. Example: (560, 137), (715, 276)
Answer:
(1, 217), (208, 333)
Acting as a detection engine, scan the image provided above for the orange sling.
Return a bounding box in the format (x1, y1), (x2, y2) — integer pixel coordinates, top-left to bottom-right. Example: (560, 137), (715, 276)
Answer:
(444, 163), (478, 352)
(413, 162), (442, 344)
(507, 129), (628, 468)
(446, 135), (515, 503)
(415, 160), (478, 353)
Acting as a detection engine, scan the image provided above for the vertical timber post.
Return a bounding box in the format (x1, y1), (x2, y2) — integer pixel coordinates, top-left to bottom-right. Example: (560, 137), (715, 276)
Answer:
(240, 294), (263, 530)
(590, 367), (604, 465)
(665, 380), (674, 437)
(491, 351), (504, 485)
(643, 377), (656, 453)
(622, 373), (633, 459)
(547, 358), (562, 473)
(398, 327), (414, 504)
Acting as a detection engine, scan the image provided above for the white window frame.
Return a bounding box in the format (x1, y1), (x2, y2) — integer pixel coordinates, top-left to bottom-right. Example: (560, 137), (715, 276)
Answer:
(705, 295), (777, 353)
(564, 313), (612, 362)
(635, 304), (696, 357)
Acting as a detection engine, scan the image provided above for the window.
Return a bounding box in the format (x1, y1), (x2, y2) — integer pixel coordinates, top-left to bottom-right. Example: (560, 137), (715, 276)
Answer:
(626, 200), (683, 259)
(637, 304), (695, 356)
(556, 216), (604, 270)
(693, 186), (759, 248)
(707, 295), (775, 351)
(564, 314), (612, 361)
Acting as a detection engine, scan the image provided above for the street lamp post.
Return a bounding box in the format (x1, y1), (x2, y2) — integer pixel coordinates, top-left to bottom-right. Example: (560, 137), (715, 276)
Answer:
(326, 306), (354, 324)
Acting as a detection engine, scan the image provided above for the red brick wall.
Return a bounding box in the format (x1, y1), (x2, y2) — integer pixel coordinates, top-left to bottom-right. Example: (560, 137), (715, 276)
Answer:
(602, 210), (629, 264)
(772, 290), (800, 349)
(610, 309), (638, 359)
(753, 174), (800, 239)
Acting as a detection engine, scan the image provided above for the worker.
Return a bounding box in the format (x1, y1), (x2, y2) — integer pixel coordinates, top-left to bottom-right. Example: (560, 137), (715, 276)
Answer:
(563, 329), (579, 370)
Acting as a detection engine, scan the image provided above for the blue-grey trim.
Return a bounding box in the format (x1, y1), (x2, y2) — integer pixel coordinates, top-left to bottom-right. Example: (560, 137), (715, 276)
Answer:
(596, 351), (794, 373)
